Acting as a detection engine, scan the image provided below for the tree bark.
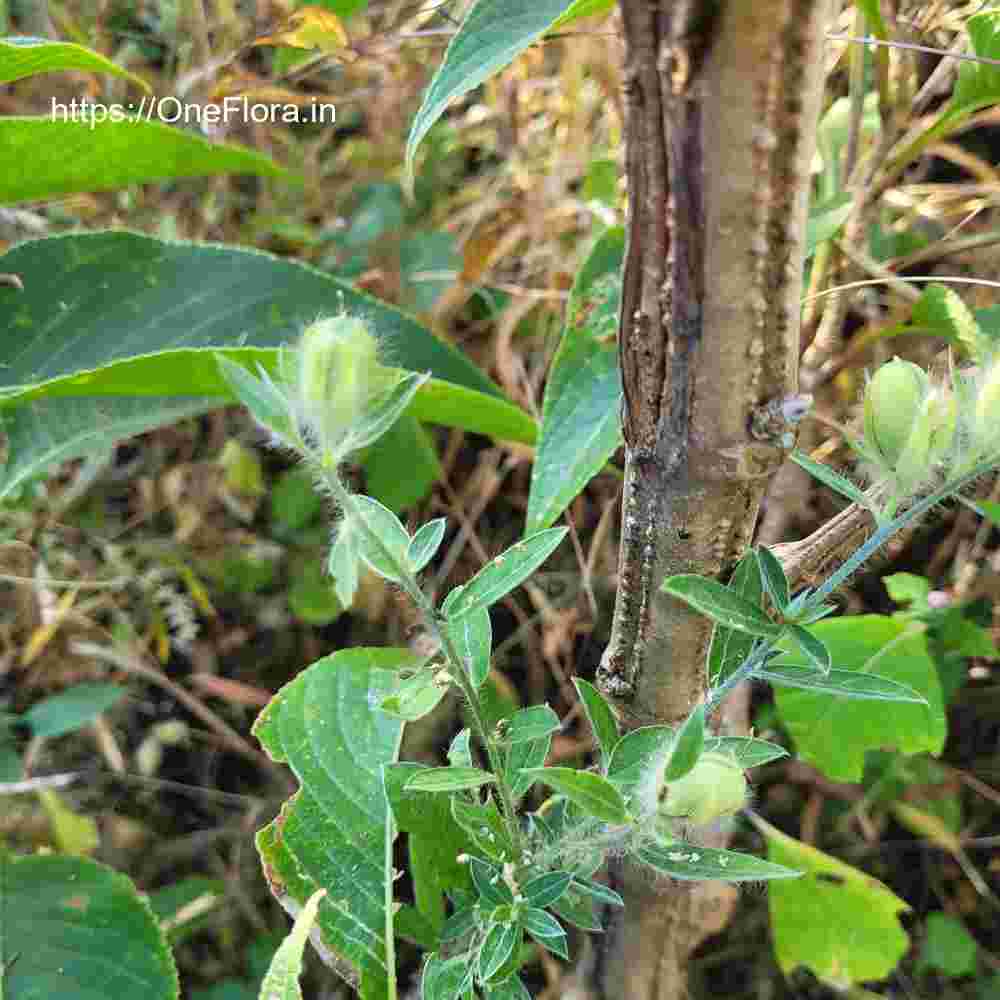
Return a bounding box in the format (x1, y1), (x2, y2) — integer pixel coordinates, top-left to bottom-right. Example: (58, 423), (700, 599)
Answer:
(592, 2), (832, 998)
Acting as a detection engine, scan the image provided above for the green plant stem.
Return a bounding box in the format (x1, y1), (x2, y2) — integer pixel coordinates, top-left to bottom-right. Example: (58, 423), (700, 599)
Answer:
(323, 473), (526, 868)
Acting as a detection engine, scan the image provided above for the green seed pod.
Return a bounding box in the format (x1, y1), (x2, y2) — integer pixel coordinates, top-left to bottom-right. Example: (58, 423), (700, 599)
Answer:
(296, 315), (380, 457)
(863, 358), (929, 469)
(657, 751), (748, 828)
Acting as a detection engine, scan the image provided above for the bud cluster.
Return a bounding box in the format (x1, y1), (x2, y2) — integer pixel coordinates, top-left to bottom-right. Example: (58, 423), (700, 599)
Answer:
(855, 354), (1000, 518)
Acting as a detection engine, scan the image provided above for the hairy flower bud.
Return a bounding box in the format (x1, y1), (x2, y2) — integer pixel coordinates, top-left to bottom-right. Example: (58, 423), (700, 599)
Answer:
(656, 751), (748, 828)
(295, 315), (382, 462)
(863, 358), (930, 469)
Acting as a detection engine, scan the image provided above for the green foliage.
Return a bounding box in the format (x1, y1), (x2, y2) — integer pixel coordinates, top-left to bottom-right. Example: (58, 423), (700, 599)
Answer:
(0, 36), (151, 89)
(0, 852), (179, 999)
(256, 888), (325, 1000)
(526, 227), (624, 532)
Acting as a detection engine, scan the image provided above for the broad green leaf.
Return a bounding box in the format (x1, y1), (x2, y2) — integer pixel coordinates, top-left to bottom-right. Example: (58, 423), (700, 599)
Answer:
(442, 528), (568, 618)
(550, 0), (616, 30)
(361, 414), (440, 511)
(444, 606), (492, 688)
(636, 841), (801, 883)
(405, 766), (496, 793)
(790, 450), (870, 506)
(788, 624), (831, 673)
(383, 763), (473, 934)
(23, 682), (126, 739)
(0, 231), (524, 498)
(756, 546), (789, 611)
(759, 817), (909, 985)
(503, 705), (561, 744)
(270, 467), (323, 534)
(662, 574), (783, 638)
(351, 496), (411, 583)
(378, 671), (447, 722)
(909, 283), (987, 360)
(703, 736), (788, 769)
(661, 704), (704, 782)
(947, 11), (1000, 121)
(917, 913), (978, 977)
(573, 677), (619, 768)
(0, 118), (282, 204)
(407, 518), (447, 574)
(550, 887), (601, 931)
(707, 552), (762, 686)
(771, 617), (945, 781)
(478, 922), (520, 982)
(253, 648), (405, 1000)
(406, 0), (575, 181)
(483, 974), (531, 1000)
(605, 725), (673, 789)
(257, 887), (325, 1000)
(0, 851), (178, 999)
(521, 767), (627, 824)
(521, 871), (573, 909)
(439, 906), (477, 942)
(470, 858), (514, 907)
(526, 227), (623, 532)
(0, 36), (151, 89)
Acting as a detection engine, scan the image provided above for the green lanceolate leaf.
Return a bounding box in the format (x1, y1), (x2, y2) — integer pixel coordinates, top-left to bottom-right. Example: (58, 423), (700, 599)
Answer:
(550, 0), (616, 29)
(253, 648), (405, 1000)
(571, 875), (624, 908)
(478, 921), (521, 982)
(521, 908), (568, 959)
(470, 858), (514, 907)
(707, 552), (762, 686)
(661, 704), (705, 782)
(379, 671), (448, 722)
(421, 953), (473, 1000)
(521, 871), (573, 909)
(408, 518), (448, 573)
(790, 450), (870, 506)
(405, 0), (578, 182)
(757, 815), (910, 984)
(351, 496), (411, 582)
(442, 527), (568, 618)
(444, 605), (492, 688)
(506, 728), (552, 802)
(756, 546), (790, 611)
(258, 888), (326, 1000)
(502, 705), (561, 744)
(521, 767), (628, 824)
(451, 797), (512, 862)
(215, 356), (297, 444)
(526, 226), (624, 532)
(787, 624), (832, 674)
(405, 766), (496, 793)
(636, 841), (801, 883)
(0, 852), (178, 999)
(662, 574), (783, 638)
(770, 617), (945, 781)
(572, 677), (619, 769)
(0, 117), (282, 204)
(703, 736), (788, 769)
(605, 725), (674, 790)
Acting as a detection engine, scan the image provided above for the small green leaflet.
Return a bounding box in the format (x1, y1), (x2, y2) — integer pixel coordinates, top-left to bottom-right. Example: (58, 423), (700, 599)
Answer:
(520, 767), (628, 824)
(662, 574), (783, 638)
(405, 767), (496, 793)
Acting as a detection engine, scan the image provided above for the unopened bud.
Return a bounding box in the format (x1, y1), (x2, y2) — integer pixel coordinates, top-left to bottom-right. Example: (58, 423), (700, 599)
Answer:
(296, 316), (381, 459)
(656, 751), (748, 827)
(863, 358), (929, 469)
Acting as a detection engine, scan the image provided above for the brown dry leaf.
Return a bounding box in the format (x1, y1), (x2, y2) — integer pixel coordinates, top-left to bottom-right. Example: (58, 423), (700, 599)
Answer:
(253, 6), (350, 55)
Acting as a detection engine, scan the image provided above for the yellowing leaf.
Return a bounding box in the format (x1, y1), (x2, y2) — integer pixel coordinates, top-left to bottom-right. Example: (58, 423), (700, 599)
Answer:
(756, 816), (910, 987)
(38, 789), (99, 856)
(253, 7), (350, 55)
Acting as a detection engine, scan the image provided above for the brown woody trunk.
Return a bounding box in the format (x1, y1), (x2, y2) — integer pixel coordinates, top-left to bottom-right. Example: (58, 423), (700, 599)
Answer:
(589, 2), (832, 998)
